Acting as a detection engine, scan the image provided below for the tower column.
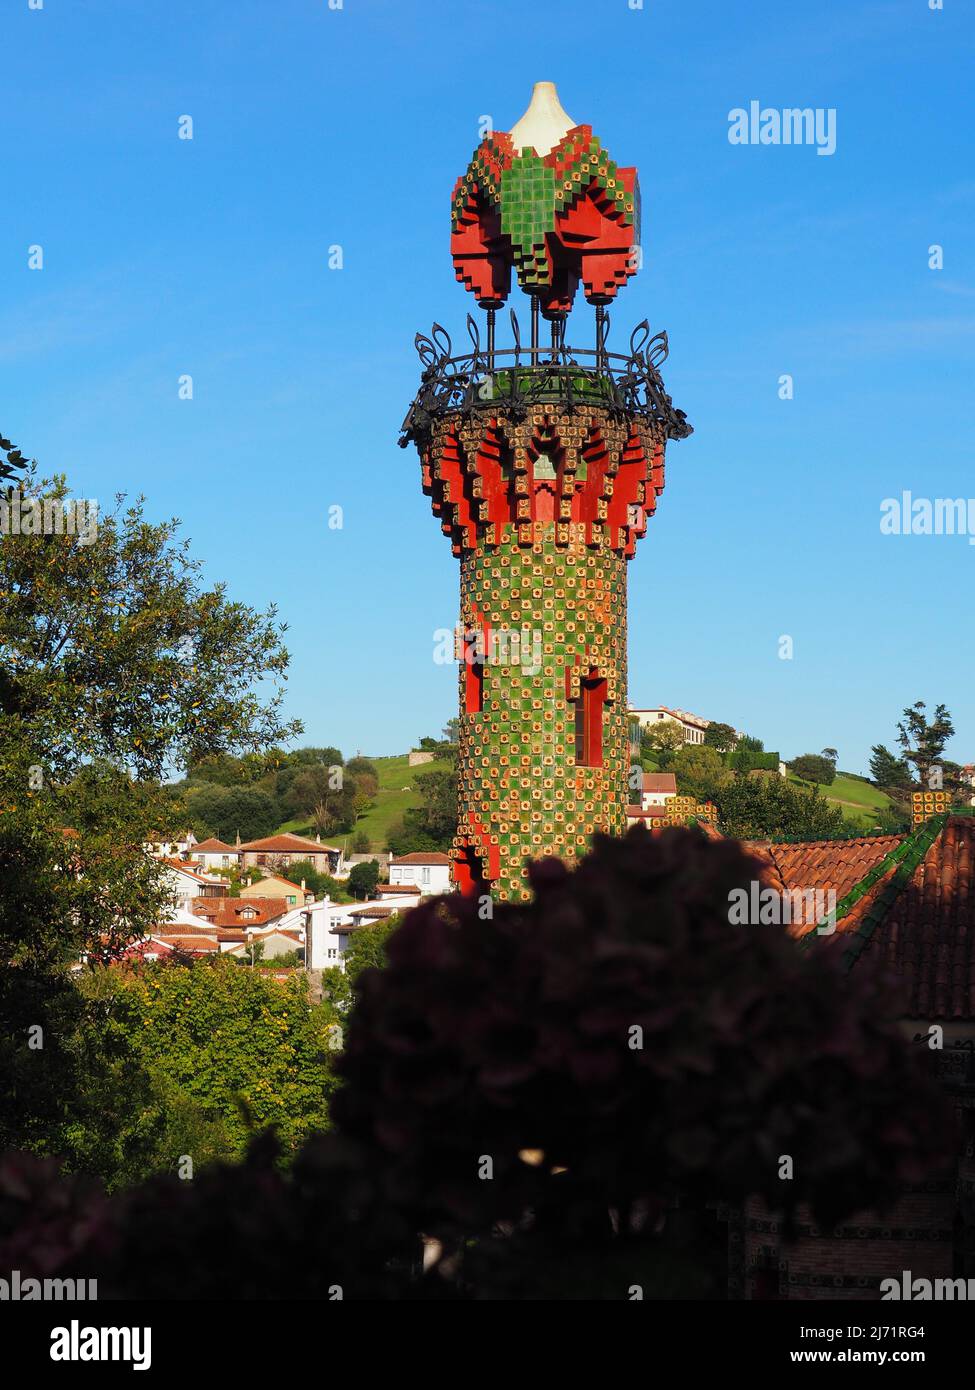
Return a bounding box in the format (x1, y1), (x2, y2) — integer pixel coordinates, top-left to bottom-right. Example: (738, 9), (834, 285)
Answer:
(400, 82), (691, 900)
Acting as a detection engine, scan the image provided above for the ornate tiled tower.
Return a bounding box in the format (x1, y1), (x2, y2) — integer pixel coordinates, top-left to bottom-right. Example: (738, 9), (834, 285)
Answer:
(401, 83), (691, 901)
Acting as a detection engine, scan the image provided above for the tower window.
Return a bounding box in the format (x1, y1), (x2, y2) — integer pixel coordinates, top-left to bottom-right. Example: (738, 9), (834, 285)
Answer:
(463, 627), (485, 714)
(574, 674), (608, 767)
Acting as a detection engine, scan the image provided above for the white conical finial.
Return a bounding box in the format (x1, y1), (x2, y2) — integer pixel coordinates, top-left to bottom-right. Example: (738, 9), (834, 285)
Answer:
(509, 81), (575, 157)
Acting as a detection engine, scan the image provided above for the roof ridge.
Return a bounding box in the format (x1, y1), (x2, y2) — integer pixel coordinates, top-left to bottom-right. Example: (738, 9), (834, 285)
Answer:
(839, 813), (950, 971)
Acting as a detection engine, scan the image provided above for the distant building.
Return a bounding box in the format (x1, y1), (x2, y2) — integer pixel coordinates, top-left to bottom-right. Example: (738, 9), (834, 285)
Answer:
(190, 837), (240, 872)
(629, 706), (709, 745)
(239, 873), (311, 908)
(640, 771), (677, 808)
(238, 833), (340, 876)
(160, 859), (227, 911)
(388, 851), (452, 895)
(190, 896), (289, 930)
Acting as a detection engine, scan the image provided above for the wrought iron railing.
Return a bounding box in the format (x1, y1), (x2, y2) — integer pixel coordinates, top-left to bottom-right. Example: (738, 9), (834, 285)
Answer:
(399, 310), (693, 447)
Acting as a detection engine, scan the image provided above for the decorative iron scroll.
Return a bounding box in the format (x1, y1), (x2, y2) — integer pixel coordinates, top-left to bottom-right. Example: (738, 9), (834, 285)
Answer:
(399, 317), (693, 447)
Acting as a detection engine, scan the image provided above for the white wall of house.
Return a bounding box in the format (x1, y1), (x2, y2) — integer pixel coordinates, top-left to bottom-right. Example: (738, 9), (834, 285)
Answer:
(192, 849), (240, 872)
(630, 708), (707, 745)
(388, 860), (451, 894)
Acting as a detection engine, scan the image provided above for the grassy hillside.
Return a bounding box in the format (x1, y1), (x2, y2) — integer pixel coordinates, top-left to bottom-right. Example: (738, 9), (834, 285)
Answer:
(275, 753), (452, 854)
(788, 771), (893, 829)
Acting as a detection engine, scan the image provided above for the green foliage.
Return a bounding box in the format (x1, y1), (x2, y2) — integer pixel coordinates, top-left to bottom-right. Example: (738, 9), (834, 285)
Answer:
(896, 701), (955, 786)
(78, 957), (338, 1159)
(638, 721), (684, 769)
(736, 733), (764, 753)
(348, 860), (381, 900)
(0, 465), (299, 781)
(715, 773), (848, 841)
(386, 819), (441, 856)
(869, 743), (914, 793)
(790, 753), (837, 786)
(386, 767), (457, 852)
(344, 917), (399, 986)
(671, 744), (732, 801)
(0, 442), (308, 1178)
(185, 784), (279, 842)
(351, 829), (371, 854)
(728, 746), (779, 774)
(702, 721), (737, 752)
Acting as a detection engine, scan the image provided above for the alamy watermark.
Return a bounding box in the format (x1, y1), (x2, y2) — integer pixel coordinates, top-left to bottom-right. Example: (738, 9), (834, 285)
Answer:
(728, 881), (837, 934)
(880, 491), (975, 545)
(1, 491), (99, 546)
(1, 1269), (97, 1300)
(728, 102), (837, 157)
(433, 625), (543, 677)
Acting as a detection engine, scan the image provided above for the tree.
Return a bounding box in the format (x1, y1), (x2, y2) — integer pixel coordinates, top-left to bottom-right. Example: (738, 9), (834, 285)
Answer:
(186, 785), (279, 842)
(279, 859), (337, 899)
(0, 441), (302, 1169)
(410, 768), (457, 843)
(737, 733), (764, 752)
(386, 819), (441, 857)
(714, 774), (847, 841)
(351, 829), (371, 854)
(0, 460), (299, 780)
(348, 860), (381, 900)
(789, 753), (836, 787)
(896, 701), (955, 787)
(639, 721), (684, 769)
(869, 744), (913, 793)
(703, 721), (737, 753)
(78, 956), (339, 1159)
(671, 745), (733, 801)
(821, 747), (838, 765)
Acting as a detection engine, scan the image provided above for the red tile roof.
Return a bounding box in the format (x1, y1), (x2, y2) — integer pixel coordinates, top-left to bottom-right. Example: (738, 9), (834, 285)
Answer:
(192, 838), (238, 854)
(162, 858), (225, 885)
(642, 773), (677, 794)
(238, 834), (338, 854)
(737, 815), (975, 1020)
(190, 896), (288, 928)
(853, 816), (975, 1019)
(747, 835), (905, 905)
(391, 852), (452, 865)
(154, 934), (220, 954)
(377, 882), (421, 894)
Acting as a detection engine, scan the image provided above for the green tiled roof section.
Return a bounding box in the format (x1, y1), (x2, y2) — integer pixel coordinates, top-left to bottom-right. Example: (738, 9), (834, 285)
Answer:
(839, 812), (948, 971)
(500, 154), (556, 289)
(553, 133), (638, 229)
(793, 814), (948, 961)
(452, 139), (508, 229)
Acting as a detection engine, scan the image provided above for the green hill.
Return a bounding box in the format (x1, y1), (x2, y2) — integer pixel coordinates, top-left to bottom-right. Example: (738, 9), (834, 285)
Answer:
(275, 753), (452, 854)
(787, 771), (893, 830)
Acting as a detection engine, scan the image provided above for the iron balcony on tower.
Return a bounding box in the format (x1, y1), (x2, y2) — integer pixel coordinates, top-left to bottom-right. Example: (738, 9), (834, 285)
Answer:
(399, 310), (693, 450)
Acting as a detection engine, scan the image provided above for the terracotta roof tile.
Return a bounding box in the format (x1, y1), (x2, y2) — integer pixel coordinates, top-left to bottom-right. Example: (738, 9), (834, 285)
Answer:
(189, 896), (288, 928)
(391, 851), (452, 865)
(860, 816), (975, 1020)
(641, 773), (677, 794)
(238, 834), (338, 854)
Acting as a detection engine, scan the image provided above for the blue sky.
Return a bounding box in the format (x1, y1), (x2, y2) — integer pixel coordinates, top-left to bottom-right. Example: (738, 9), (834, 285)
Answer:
(3, 0), (973, 772)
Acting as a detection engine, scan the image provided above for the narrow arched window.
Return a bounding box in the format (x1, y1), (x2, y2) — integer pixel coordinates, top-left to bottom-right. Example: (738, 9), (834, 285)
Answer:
(574, 673), (608, 767)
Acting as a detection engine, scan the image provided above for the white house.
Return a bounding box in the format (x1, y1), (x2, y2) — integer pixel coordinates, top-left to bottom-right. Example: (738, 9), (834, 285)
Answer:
(160, 859), (227, 912)
(640, 772), (677, 809)
(147, 830), (198, 859)
(388, 851), (452, 895)
(189, 837), (241, 872)
(629, 707), (710, 746)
